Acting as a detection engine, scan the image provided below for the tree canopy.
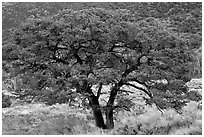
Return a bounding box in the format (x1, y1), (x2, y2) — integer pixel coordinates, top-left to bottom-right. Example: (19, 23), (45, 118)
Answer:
(2, 5), (201, 129)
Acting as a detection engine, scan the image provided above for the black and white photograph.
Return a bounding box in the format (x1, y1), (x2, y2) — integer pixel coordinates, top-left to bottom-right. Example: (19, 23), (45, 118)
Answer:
(1, 1), (202, 135)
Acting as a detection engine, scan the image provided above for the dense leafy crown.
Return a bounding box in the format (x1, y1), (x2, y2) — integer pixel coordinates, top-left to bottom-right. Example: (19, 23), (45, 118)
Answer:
(3, 8), (195, 109)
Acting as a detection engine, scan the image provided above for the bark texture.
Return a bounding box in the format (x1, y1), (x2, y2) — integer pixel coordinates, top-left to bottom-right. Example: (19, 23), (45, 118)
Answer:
(105, 107), (114, 129)
(88, 94), (107, 129)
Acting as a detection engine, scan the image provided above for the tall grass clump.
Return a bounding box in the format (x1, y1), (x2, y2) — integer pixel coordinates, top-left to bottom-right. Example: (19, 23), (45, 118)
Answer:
(111, 101), (202, 135)
(2, 101), (201, 135)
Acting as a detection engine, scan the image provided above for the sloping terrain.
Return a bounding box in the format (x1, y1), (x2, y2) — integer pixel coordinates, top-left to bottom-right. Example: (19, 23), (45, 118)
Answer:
(2, 79), (202, 135)
(2, 2), (202, 135)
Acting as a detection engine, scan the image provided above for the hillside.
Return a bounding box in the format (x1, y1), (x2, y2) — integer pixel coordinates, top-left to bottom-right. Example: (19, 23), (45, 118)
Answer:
(2, 2), (202, 135)
(2, 2), (202, 36)
(2, 79), (202, 135)
(2, 2), (202, 78)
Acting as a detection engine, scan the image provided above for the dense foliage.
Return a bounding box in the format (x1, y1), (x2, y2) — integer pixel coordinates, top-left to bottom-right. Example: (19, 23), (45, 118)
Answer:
(2, 2), (202, 131)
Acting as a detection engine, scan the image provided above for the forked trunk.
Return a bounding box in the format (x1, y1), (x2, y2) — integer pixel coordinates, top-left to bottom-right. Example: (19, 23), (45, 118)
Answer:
(87, 82), (121, 130)
(88, 95), (107, 129)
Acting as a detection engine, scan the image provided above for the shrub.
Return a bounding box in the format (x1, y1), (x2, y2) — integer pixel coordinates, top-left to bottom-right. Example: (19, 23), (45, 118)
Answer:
(2, 93), (12, 108)
(111, 101), (202, 135)
(2, 101), (202, 135)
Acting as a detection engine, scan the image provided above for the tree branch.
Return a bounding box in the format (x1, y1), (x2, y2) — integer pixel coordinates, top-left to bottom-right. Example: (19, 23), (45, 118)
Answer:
(96, 82), (103, 99)
(73, 53), (83, 65)
(118, 89), (135, 94)
(107, 80), (124, 106)
(124, 77), (150, 88)
(123, 82), (164, 114)
(123, 82), (153, 98)
(121, 54), (146, 78)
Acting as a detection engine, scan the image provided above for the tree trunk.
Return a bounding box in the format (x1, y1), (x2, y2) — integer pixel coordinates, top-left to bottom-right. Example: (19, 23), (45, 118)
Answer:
(104, 81), (124, 129)
(88, 95), (107, 129)
(105, 107), (114, 129)
(85, 80), (123, 130)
